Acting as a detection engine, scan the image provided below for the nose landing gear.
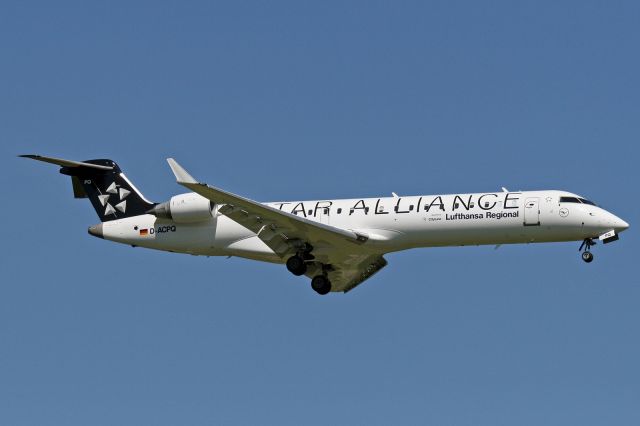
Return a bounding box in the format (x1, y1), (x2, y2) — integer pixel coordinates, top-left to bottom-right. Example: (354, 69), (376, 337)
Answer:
(579, 238), (596, 263)
(581, 251), (594, 263)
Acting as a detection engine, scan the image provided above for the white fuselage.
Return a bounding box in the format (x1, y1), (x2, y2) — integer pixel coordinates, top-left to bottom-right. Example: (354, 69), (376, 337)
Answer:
(98, 190), (629, 263)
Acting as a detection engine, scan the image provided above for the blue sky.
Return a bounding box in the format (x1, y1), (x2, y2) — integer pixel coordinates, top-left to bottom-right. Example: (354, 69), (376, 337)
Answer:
(1, 1), (639, 424)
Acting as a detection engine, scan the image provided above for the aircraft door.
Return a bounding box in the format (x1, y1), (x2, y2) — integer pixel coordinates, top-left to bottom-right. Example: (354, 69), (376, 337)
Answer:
(524, 197), (540, 226)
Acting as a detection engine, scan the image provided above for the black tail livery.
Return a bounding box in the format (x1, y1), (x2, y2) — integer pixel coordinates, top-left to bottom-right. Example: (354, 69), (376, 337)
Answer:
(20, 155), (155, 221)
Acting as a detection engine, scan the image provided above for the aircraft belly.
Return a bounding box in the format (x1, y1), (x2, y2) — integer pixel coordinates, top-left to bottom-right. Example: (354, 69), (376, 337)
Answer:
(102, 215), (223, 255)
(212, 216), (280, 260)
(101, 215), (279, 260)
(380, 214), (514, 245)
(416, 224), (590, 247)
(224, 236), (281, 263)
(365, 212), (589, 250)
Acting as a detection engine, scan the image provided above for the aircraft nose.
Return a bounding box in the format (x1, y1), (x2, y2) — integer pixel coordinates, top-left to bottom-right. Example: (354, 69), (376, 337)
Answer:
(608, 213), (629, 233)
(88, 223), (104, 239)
(615, 217), (630, 232)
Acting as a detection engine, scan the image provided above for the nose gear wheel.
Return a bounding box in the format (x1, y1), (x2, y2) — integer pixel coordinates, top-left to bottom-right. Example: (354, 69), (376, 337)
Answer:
(578, 238), (596, 263)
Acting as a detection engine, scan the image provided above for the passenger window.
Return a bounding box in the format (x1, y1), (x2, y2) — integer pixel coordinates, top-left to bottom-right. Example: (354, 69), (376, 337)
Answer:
(337, 208), (342, 214)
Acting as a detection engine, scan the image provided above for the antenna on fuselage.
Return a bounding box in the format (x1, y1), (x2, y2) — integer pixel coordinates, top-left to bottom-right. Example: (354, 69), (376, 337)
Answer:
(392, 192), (399, 198)
(501, 187), (509, 193)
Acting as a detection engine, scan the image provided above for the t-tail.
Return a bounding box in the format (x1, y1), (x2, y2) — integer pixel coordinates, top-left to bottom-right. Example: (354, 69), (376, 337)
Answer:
(20, 155), (155, 221)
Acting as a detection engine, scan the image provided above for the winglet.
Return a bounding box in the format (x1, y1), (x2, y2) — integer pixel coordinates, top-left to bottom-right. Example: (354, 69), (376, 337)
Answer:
(167, 158), (198, 184)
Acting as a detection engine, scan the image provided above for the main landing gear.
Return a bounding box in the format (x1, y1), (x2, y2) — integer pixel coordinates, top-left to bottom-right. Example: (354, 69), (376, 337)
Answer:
(286, 243), (315, 276)
(286, 255), (307, 276)
(285, 253), (333, 295)
(579, 238), (596, 263)
(311, 274), (332, 295)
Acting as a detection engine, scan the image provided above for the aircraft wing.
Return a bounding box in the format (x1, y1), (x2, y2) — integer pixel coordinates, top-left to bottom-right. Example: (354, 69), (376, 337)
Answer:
(166, 158), (386, 292)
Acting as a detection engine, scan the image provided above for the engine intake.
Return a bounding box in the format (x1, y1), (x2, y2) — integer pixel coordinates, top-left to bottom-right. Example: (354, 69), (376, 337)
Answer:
(149, 193), (214, 223)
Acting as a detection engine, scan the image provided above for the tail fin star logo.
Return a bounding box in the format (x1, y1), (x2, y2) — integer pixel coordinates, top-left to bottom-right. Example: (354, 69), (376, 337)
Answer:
(100, 182), (130, 216)
(106, 182), (118, 194)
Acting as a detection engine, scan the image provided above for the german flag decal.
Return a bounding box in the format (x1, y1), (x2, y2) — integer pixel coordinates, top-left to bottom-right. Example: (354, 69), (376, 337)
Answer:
(139, 228), (149, 236)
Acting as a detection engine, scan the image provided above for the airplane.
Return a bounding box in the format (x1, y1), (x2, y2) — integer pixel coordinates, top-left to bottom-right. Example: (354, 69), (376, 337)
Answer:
(21, 154), (629, 295)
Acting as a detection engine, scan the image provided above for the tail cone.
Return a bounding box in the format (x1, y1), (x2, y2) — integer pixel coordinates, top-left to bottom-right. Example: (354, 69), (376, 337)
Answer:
(88, 223), (104, 239)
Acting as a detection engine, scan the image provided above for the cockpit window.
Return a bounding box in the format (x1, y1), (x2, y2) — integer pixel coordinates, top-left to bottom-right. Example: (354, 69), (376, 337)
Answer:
(560, 196), (581, 203)
(579, 198), (597, 206)
(559, 196), (597, 206)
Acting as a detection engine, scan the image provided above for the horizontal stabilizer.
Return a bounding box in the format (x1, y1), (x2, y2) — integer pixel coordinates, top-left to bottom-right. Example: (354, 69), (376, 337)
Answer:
(20, 154), (114, 171)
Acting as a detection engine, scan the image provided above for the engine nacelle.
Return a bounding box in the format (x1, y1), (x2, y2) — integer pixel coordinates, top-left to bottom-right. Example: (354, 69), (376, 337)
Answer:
(149, 193), (214, 223)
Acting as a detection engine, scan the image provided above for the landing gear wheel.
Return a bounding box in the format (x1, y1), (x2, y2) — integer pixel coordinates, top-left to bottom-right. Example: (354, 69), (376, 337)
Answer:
(311, 275), (332, 295)
(578, 238), (596, 264)
(286, 255), (307, 276)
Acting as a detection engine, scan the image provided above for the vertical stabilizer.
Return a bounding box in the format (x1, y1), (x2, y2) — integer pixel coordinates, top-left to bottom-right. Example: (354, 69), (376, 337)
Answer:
(20, 155), (155, 221)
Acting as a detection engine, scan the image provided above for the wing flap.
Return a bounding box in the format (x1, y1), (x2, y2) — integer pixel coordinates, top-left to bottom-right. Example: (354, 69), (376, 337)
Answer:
(315, 254), (388, 293)
(342, 255), (388, 292)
